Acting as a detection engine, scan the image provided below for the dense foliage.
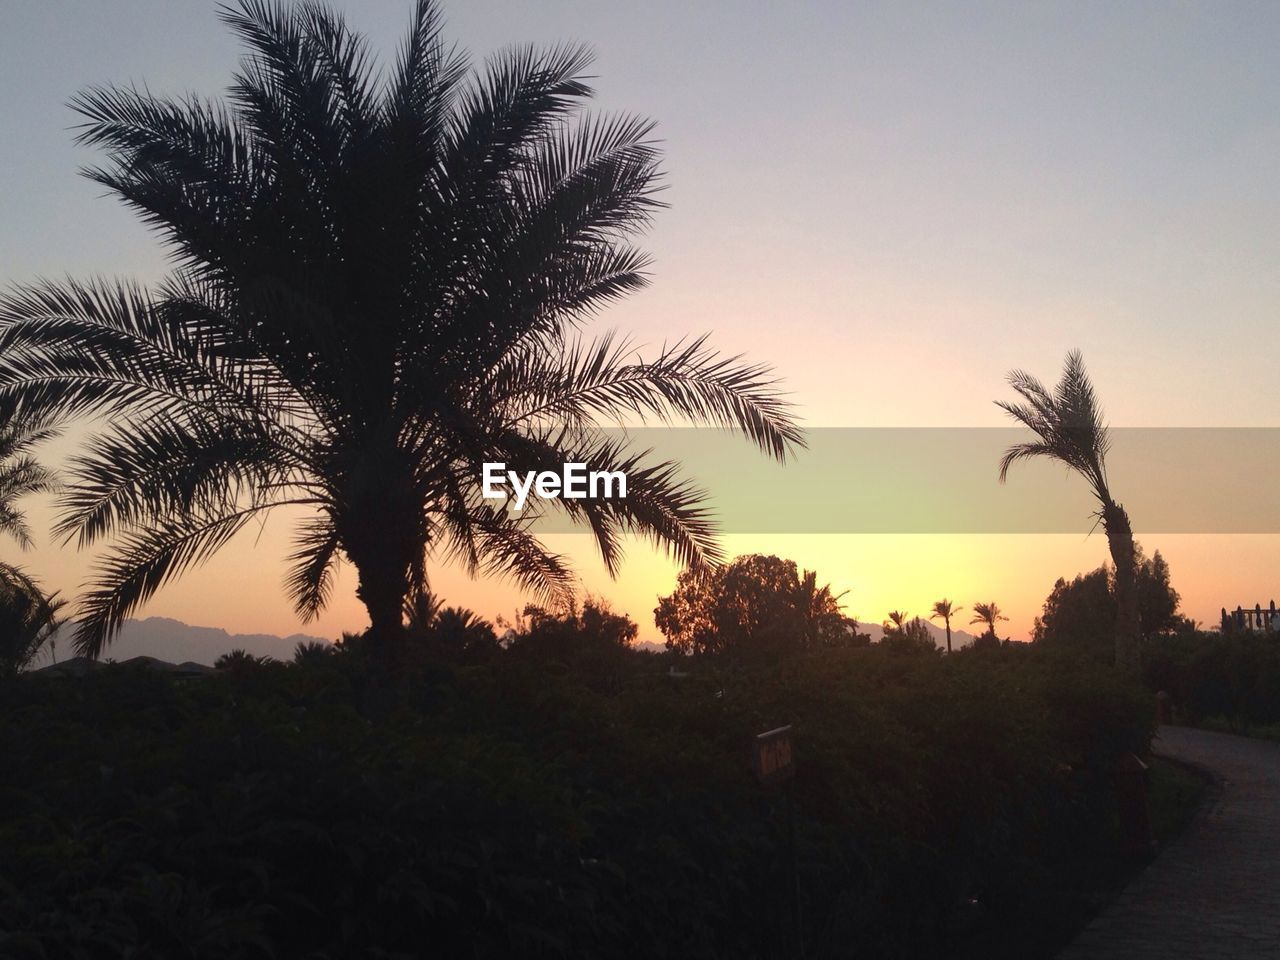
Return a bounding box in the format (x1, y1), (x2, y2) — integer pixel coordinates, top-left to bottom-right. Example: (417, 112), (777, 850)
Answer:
(654, 554), (863, 657)
(1145, 628), (1280, 731)
(1035, 550), (1182, 662)
(879, 614), (937, 655)
(1, 637), (1153, 959)
(0, 571), (65, 678)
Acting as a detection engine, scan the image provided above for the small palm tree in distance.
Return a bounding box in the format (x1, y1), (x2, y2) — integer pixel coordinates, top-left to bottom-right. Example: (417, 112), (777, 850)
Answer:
(930, 598), (962, 653)
(969, 602), (1008, 643)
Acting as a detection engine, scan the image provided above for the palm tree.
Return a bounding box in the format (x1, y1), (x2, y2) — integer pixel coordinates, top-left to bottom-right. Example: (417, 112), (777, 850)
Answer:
(0, 572), (67, 677)
(996, 351), (1138, 670)
(929, 598), (962, 653)
(882, 609), (908, 638)
(969, 602), (1008, 642)
(215, 648), (276, 673)
(0, 394), (60, 661)
(0, 0), (801, 659)
(432, 606), (499, 661)
(0, 395), (59, 554)
(793, 569), (853, 648)
(293, 639), (335, 665)
(403, 586), (444, 636)
(879, 611), (936, 654)
(402, 587), (496, 661)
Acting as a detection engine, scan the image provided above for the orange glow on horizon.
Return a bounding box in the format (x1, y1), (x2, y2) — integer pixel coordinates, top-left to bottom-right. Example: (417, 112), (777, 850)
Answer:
(12, 483), (1275, 646)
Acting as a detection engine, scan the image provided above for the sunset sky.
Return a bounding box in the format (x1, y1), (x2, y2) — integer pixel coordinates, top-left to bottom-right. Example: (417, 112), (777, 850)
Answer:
(2, 1), (1278, 643)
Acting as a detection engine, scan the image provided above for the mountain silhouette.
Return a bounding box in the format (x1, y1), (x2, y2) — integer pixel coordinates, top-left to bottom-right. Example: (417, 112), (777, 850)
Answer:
(44, 617), (331, 666)
(858, 619), (984, 650)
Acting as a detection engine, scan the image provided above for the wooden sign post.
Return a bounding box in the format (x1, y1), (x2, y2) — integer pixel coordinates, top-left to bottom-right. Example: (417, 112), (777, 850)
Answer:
(753, 725), (801, 957)
(752, 725), (795, 786)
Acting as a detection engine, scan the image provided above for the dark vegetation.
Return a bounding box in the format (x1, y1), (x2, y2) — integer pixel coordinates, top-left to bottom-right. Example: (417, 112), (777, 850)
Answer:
(0, 623), (1155, 960)
(1146, 629), (1280, 734)
(1035, 549), (1182, 663)
(1024, 546), (1280, 738)
(655, 554), (864, 657)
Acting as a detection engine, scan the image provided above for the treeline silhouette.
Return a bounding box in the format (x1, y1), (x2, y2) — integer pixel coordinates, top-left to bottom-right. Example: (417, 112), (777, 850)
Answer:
(1, 612), (1153, 958)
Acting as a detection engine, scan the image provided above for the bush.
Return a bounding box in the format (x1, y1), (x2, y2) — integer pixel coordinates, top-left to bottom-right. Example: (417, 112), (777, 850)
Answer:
(1145, 629), (1280, 730)
(0, 640), (1152, 958)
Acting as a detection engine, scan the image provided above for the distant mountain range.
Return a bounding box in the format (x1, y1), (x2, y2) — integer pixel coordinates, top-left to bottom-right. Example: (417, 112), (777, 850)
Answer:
(859, 618), (983, 650)
(45, 617), (331, 667)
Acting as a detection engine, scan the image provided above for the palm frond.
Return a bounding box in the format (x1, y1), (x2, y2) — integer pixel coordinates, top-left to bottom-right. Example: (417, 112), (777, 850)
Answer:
(54, 413), (299, 548)
(493, 333), (803, 461)
(440, 510), (576, 606)
(283, 513), (341, 621)
(996, 351), (1111, 501)
(72, 500), (289, 657)
(0, 279), (297, 428)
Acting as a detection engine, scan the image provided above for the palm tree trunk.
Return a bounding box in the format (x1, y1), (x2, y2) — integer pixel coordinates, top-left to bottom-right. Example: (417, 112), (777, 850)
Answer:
(1104, 499), (1141, 672)
(348, 533), (413, 663)
(944, 618), (952, 653)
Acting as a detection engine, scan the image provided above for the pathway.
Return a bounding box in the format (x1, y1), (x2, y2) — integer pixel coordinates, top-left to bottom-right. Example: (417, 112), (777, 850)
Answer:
(1060, 725), (1280, 958)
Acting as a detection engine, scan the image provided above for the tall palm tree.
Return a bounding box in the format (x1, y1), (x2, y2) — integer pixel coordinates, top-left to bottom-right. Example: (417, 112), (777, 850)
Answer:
(929, 598), (961, 653)
(0, 0), (802, 658)
(969, 602), (1008, 642)
(996, 351), (1138, 670)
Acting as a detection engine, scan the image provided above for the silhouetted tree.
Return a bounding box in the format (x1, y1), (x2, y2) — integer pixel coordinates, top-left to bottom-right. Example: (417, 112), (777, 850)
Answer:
(436, 609), (500, 662)
(293, 639), (335, 665)
(969, 602), (1009, 644)
(396, 586), (499, 663)
(505, 597), (637, 668)
(0, 395), (58, 553)
(880, 615), (937, 655)
(929, 598), (962, 653)
(0, 571), (66, 677)
(0, 0), (801, 659)
(655, 554), (859, 657)
(1034, 548), (1182, 660)
(403, 587), (444, 635)
(1135, 550), (1181, 641)
(1034, 570), (1112, 656)
(996, 352), (1139, 670)
(214, 648), (275, 672)
(0, 394), (60, 636)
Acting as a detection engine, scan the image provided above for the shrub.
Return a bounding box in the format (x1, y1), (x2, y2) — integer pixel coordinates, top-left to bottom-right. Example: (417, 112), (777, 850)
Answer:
(1145, 629), (1280, 730)
(0, 639), (1152, 958)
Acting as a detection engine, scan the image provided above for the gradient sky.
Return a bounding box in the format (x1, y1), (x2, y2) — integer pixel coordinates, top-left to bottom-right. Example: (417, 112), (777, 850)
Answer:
(2, 1), (1278, 643)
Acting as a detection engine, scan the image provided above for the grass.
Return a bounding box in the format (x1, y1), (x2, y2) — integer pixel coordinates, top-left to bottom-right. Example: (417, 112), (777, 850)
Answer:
(944, 756), (1209, 959)
(1195, 715), (1280, 743)
(1148, 756), (1211, 844)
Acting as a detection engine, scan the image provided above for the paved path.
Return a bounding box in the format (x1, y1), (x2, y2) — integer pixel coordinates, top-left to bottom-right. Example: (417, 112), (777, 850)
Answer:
(1060, 725), (1280, 959)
